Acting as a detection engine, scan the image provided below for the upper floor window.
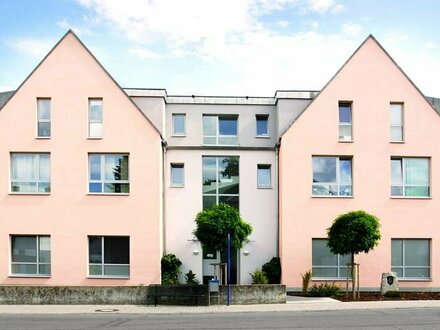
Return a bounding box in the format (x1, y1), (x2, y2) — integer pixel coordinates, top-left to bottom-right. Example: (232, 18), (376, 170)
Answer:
(392, 239), (430, 279)
(312, 156), (352, 196)
(312, 239), (351, 279)
(89, 99), (103, 138)
(391, 157), (429, 197)
(89, 154), (129, 194)
(338, 102), (352, 141)
(11, 153), (50, 193)
(37, 98), (51, 138)
(257, 164), (271, 188)
(170, 163), (184, 187)
(172, 114), (186, 136)
(256, 115), (269, 137)
(11, 235), (51, 277)
(390, 103), (404, 142)
(88, 236), (130, 278)
(203, 115), (238, 145)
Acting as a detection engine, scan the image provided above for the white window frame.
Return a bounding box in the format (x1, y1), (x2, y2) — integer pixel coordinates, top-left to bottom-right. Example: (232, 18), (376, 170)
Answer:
(312, 156), (352, 197)
(391, 157), (430, 198)
(338, 102), (352, 141)
(170, 163), (185, 187)
(88, 98), (103, 139)
(203, 115), (239, 145)
(256, 115), (269, 137)
(391, 239), (430, 280)
(10, 153), (51, 194)
(312, 239), (351, 280)
(257, 164), (271, 188)
(172, 114), (186, 136)
(88, 154), (130, 195)
(88, 236), (130, 278)
(10, 235), (51, 277)
(37, 98), (51, 138)
(390, 103), (404, 142)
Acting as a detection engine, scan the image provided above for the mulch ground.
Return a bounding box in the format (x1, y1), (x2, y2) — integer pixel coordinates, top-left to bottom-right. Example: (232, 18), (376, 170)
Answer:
(288, 292), (440, 301)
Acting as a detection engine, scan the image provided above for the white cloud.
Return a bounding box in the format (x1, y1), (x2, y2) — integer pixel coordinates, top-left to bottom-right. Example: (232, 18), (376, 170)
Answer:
(57, 18), (92, 36)
(277, 20), (290, 29)
(128, 47), (161, 60)
(307, 0), (342, 13)
(7, 38), (54, 59)
(342, 23), (362, 37)
(423, 42), (439, 50)
(311, 21), (319, 30)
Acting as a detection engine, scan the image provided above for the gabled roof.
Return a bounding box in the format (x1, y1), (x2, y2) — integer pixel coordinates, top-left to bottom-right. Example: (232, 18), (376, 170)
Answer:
(0, 30), (162, 139)
(279, 34), (439, 139)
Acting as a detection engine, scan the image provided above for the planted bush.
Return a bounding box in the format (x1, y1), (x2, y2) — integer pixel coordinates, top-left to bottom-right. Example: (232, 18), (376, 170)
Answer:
(308, 282), (340, 297)
(185, 270), (200, 285)
(250, 269), (269, 284)
(384, 290), (400, 298)
(262, 257), (281, 284)
(301, 270), (312, 295)
(161, 254), (182, 285)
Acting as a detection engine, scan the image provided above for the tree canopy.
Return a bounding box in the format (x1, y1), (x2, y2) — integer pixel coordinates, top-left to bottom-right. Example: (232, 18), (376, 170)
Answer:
(327, 210), (381, 257)
(193, 203), (252, 251)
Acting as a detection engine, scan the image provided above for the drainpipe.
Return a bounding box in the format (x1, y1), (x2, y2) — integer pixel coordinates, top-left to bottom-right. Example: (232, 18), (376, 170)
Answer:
(275, 139), (281, 258)
(161, 140), (168, 256)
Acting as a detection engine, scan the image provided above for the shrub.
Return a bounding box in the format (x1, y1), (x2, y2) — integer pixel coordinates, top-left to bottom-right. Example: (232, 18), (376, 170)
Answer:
(262, 257), (281, 284)
(161, 254), (182, 285)
(307, 282), (340, 297)
(384, 290), (400, 298)
(250, 269), (269, 284)
(185, 270), (200, 285)
(301, 270), (312, 295)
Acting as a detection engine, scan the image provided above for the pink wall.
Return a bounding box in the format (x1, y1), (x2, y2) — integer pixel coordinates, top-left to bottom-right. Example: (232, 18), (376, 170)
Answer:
(280, 37), (440, 289)
(0, 33), (162, 285)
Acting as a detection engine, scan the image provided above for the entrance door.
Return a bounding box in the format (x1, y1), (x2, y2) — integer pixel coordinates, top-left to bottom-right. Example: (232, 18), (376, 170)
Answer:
(202, 248), (220, 284)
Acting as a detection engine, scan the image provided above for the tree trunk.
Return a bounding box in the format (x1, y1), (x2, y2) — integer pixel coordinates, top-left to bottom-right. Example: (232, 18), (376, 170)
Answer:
(351, 253), (356, 300)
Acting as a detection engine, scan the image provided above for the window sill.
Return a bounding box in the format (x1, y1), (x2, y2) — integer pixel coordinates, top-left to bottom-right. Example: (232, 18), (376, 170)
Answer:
(9, 275), (51, 278)
(398, 278), (431, 282)
(390, 196), (431, 200)
(312, 195), (353, 198)
(311, 277), (350, 281)
(9, 193), (50, 196)
(255, 135), (270, 139)
(390, 141), (405, 144)
(170, 185), (185, 188)
(87, 137), (103, 140)
(257, 186), (272, 189)
(338, 140), (353, 143)
(87, 193), (130, 196)
(172, 134), (186, 137)
(87, 276), (130, 279)
(35, 137), (51, 139)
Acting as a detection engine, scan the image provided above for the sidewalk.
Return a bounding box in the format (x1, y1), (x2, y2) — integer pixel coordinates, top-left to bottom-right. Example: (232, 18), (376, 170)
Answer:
(1, 296), (440, 314)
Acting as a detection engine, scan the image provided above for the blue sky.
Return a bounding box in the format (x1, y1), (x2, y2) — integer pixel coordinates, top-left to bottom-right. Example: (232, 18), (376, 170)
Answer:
(1, 0), (440, 97)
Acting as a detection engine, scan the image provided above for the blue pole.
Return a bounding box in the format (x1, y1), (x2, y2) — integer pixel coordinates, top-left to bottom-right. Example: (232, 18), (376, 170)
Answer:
(227, 233), (231, 306)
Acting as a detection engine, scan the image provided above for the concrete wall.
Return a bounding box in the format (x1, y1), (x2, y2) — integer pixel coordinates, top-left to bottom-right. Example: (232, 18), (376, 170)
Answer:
(280, 37), (440, 290)
(165, 149), (278, 284)
(218, 285), (286, 305)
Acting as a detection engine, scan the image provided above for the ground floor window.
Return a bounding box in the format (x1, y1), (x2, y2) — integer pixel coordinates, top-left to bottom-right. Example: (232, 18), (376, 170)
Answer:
(88, 236), (130, 278)
(11, 235), (50, 276)
(391, 239), (430, 279)
(312, 239), (351, 279)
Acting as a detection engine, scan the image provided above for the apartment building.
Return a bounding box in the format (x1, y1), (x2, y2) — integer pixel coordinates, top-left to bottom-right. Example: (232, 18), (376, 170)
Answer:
(1, 30), (439, 289)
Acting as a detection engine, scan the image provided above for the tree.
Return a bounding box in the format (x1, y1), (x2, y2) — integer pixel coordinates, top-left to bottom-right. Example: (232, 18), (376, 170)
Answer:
(327, 210), (381, 299)
(193, 203), (252, 252)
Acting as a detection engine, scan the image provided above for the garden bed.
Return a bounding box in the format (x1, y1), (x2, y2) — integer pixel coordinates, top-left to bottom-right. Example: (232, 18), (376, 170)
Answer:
(288, 292), (440, 301)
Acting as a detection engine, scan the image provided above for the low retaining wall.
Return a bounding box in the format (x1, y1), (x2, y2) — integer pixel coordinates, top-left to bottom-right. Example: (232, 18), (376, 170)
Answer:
(0, 284), (286, 305)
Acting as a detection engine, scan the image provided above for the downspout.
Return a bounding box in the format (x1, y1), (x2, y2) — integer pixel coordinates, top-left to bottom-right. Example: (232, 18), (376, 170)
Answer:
(161, 139), (168, 256)
(275, 138), (281, 258)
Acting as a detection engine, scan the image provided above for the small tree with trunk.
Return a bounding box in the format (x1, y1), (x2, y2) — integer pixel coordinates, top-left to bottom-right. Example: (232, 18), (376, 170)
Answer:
(193, 203), (252, 253)
(327, 210), (381, 299)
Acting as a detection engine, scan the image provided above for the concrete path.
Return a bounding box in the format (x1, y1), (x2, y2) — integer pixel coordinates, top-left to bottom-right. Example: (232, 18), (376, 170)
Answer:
(1, 297), (440, 314)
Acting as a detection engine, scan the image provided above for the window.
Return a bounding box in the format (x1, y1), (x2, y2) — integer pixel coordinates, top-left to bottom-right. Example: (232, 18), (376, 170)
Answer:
(37, 98), (51, 137)
(89, 154), (129, 194)
(202, 156), (239, 209)
(11, 153), (50, 193)
(88, 236), (130, 278)
(170, 163), (184, 187)
(11, 235), (50, 276)
(392, 239), (430, 279)
(89, 99), (103, 138)
(312, 239), (351, 279)
(203, 115), (238, 145)
(338, 102), (352, 141)
(391, 158), (429, 197)
(390, 103), (403, 142)
(256, 115), (269, 137)
(312, 156), (352, 196)
(172, 114), (186, 136)
(257, 164), (271, 188)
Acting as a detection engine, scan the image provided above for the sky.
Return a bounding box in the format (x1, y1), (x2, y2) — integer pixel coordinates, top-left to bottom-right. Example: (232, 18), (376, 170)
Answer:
(1, 0), (440, 97)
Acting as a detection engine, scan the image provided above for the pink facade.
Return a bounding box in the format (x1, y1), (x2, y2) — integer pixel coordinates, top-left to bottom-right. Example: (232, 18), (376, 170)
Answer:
(0, 32), (162, 285)
(280, 36), (440, 290)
